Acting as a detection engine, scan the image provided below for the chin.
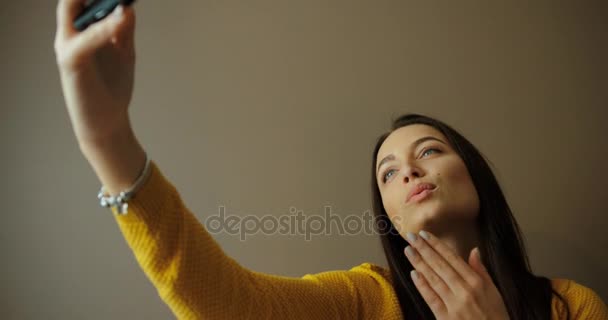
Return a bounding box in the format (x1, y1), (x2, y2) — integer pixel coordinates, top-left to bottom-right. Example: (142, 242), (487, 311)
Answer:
(390, 200), (446, 235)
(405, 203), (445, 232)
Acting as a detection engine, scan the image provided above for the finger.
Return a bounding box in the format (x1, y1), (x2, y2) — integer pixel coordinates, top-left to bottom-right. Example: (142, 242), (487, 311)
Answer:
(468, 247), (493, 283)
(404, 245), (451, 300)
(70, 6), (128, 60)
(410, 270), (447, 315)
(111, 5), (136, 49)
(56, 0), (85, 40)
(418, 230), (480, 287)
(406, 231), (467, 296)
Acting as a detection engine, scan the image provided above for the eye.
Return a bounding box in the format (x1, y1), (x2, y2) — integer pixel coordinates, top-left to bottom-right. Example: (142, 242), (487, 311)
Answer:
(382, 169), (396, 183)
(381, 148), (442, 184)
(421, 148), (440, 158)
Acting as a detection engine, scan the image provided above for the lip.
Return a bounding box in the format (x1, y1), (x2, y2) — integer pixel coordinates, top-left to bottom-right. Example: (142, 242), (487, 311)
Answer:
(406, 183), (437, 203)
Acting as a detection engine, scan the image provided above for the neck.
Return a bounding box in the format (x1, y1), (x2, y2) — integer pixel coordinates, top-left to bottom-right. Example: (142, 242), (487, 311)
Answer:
(425, 221), (479, 262)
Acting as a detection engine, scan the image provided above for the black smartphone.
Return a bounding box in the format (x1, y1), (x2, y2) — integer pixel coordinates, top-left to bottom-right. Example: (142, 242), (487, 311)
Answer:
(73, 0), (136, 31)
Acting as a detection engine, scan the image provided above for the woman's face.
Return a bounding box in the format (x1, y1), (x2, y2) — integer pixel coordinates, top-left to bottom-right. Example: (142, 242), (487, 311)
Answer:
(375, 124), (479, 237)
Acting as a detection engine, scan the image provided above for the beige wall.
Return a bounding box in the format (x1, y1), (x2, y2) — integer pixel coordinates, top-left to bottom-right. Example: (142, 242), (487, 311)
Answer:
(1, 0), (606, 318)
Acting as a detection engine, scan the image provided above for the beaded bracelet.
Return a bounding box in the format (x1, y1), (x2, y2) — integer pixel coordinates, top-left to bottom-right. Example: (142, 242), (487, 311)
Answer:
(97, 153), (151, 215)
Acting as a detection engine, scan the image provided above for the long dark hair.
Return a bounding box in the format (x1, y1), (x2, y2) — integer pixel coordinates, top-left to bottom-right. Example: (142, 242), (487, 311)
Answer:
(370, 113), (569, 319)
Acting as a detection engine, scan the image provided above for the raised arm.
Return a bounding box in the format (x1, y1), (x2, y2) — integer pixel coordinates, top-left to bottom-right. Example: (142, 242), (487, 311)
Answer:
(54, 1), (399, 318)
(111, 160), (399, 319)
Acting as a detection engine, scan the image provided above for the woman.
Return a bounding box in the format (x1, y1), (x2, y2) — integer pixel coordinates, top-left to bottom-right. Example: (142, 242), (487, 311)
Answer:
(54, 1), (607, 319)
(371, 114), (606, 319)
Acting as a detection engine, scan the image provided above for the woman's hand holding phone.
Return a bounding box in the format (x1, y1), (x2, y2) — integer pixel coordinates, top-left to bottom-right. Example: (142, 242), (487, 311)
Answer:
(54, 0), (146, 195)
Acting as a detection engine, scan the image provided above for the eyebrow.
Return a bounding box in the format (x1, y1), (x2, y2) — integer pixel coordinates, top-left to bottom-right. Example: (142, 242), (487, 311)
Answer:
(376, 136), (447, 176)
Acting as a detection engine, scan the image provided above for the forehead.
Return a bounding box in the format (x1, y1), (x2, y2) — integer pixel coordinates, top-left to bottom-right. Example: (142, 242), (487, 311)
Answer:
(377, 124), (446, 160)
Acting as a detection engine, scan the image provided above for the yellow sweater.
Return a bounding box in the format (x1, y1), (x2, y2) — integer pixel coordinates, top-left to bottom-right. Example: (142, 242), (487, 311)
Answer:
(111, 161), (608, 319)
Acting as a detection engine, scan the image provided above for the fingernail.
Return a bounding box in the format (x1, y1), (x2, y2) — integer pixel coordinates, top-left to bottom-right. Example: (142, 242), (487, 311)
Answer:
(113, 5), (124, 18)
(405, 245), (416, 258)
(406, 232), (417, 243)
(475, 247), (481, 258)
(419, 230), (430, 240)
(411, 270), (419, 280)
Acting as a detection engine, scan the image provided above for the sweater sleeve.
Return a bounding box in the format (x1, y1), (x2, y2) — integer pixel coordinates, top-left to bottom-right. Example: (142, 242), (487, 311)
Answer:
(110, 161), (401, 319)
(551, 278), (608, 320)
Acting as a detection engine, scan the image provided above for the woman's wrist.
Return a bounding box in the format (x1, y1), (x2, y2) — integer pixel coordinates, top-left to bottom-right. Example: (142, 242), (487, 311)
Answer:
(80, 124), (147, 195)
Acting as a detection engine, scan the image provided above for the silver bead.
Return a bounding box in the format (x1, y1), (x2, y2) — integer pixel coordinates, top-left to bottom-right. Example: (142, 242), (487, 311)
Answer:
(96, 152), (151, 216)
(118, 203), (129, 215)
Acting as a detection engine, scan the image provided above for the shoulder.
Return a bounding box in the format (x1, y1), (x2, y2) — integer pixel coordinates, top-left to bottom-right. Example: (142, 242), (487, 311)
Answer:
(299, 262), (394, 290)
(307, 262), (393, 286)
(348, 262), (394, 284)
(304, 262), (395, 294)
(298, 262), (401, 319)
(550, 278), (608, 319)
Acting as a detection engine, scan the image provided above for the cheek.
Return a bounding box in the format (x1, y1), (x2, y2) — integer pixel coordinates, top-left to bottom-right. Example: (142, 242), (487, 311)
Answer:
(380, 188), (408, 231)
(442, 161), (479, 215)
(381, 188), (401, 219)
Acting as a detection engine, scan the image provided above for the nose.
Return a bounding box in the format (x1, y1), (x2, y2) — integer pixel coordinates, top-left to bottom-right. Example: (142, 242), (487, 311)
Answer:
(401, 165), (423, 184)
